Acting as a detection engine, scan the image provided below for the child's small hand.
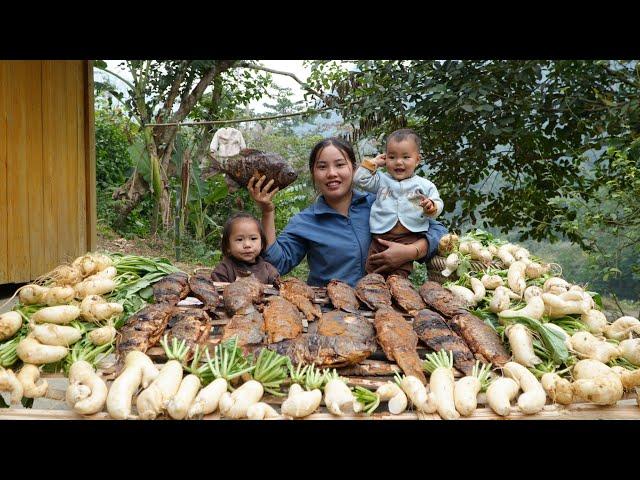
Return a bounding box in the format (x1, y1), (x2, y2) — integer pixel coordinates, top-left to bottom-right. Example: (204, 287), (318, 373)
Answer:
(373, 153), (387, 167)
(419, 196), (437, 215)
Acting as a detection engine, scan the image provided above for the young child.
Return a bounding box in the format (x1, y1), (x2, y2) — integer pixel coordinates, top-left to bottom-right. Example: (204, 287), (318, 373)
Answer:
(211, 212), (280, 284)
(353, 128), (444, 278)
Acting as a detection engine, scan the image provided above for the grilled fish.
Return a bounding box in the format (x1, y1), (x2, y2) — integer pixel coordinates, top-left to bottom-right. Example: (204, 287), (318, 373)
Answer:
(223, 274), (264, 315)
(222, 311), (265, 349)
(355, 273), (392, 311)
(165, 308), (212, 361)
(188, 271), (220, 310)
(209, 148), (298, 190)
(387, 275), (426, 315)
(374, 307), (427, 384)
(413, 309), (476, 376)
(326, 279), (360, 313)
(449, 312), (510, 367)
(262, 296), (303, 344)
(153, 272), (190, 305)
(317, 309), (375, 345)
(278, 277), (321, 321)
(116, 303), (175, 367)
(266, 332), (376, 367)
(419, 281), (467, 318)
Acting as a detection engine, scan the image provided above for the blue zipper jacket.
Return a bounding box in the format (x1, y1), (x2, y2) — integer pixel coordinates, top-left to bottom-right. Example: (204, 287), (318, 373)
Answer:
(263, 189), (448, 287)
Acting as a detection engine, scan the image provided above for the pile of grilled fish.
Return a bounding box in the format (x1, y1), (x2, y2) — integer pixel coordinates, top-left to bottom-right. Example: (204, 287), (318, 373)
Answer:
(116, 268), (509, 384)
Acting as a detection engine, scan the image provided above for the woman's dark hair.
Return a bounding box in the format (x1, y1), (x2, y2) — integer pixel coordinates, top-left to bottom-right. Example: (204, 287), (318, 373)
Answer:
(221, 212), (267, 257)
(308, 137), (357, 174)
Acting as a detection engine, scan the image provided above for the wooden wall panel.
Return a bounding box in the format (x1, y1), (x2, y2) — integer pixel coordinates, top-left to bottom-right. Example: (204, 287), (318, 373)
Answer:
(1, 60), (95, 284)
(6, 62), (31, 282)
(0, 63), (7, 283)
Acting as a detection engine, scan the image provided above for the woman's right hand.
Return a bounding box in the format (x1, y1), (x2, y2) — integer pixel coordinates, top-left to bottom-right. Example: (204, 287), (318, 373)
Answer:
(248, 174), (280, 213)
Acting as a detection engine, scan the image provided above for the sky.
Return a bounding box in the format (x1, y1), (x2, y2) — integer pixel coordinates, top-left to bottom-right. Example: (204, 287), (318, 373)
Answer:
(100, 60), (311, 113)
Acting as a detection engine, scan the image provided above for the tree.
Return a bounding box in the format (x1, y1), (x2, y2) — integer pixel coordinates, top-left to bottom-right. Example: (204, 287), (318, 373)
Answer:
(305, 60), (640, 244)
(94, 60), (274, 232)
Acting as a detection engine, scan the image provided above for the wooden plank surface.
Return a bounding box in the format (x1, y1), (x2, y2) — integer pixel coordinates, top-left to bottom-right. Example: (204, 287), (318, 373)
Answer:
(1, 400), (638, 421)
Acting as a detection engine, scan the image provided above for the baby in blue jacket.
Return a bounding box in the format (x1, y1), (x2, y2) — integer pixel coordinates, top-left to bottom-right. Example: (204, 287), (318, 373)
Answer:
(354, 128), (443, 278)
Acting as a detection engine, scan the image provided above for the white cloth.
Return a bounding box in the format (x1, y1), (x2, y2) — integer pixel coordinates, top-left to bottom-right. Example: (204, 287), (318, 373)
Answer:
(210, 128), (246, 160)
(353, 166), (444, 234)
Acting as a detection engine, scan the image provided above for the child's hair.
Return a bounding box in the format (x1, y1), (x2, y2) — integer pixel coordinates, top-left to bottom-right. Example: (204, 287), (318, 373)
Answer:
(221, 212), (267, 258)
(386, 128), (421, 150)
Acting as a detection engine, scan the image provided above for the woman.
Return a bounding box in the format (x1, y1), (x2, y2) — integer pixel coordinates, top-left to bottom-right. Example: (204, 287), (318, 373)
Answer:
(248, 137), (448, 287)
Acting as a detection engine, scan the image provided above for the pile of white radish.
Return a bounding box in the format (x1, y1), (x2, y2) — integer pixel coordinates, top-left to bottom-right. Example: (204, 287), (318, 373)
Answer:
(107, 351), (159, 419)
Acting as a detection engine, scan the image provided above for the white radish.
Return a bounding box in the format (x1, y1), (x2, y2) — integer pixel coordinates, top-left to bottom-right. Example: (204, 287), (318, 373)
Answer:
(136, 360), (184, 420)
(167, 374), (201, 420)
(88, 324), (117, 346)
(481, 274), (503, 290)
(17, 364), (48, 398)
(18, 284), (49, 305)
(543, 277), (570, 295)
(499, 296), (545, 322)
(437, 233), (459, 256)
(441, 253), (460, 278)
(74, 278), (117, 299)
(489, 289), (511, 314)
(281, 389), (323, 418)
(66, 360), (108, 415)
(458, 241), (471, 254)
(376, 382), (408, 414)
(542, 293), (591, 318)
(541, 373), (573, 405)
(16, 336), (68, 364)
(107, 351), (158, 420)
(0, 311), (22, 341)
(85, 266), (117, 282)
(31, 305), (80, 325)
(570, 331), (620, 363)
(425, 352), (459, 420)
(399, 375), (437, 414)
(580, 310), (607, 336)
(503, 361), (546, 414)
(572, 359), (623, 405)
(247, 402), (281, 420)
(469, 277), (486, 303)
(324, 376), (356, 416)
(486, 377), (519, 416)
(446, 285), (477, 307)
(525, 262), (549, 279)
(619, 338), (640, 366)
(507, 261), (527, 296)
(31, 323), (82, 347)
(505, 324), (542, 367)
(496, 244), (516, 267)
(42, 286), (75, 306)
(611, 366), (640, 390)
(604, 316), (640, 341)
(523, 285), (543, 303)
(80, 295), (123, 323)
(0, 367), (24, 404)
(220, 380), (264, 419)
(454, 362), (492, 416)
(187, 378), (228, 418)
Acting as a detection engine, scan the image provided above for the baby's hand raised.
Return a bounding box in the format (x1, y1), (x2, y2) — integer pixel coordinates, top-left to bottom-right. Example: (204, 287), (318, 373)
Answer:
(373, 153), (387, 167)
(419, 196), (437, 215)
